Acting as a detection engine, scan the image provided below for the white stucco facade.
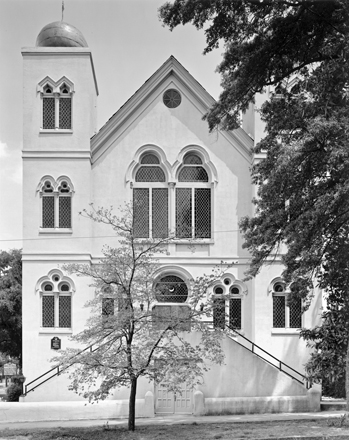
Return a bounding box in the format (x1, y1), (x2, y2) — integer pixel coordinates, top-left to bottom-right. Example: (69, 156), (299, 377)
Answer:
(20, 24), (322, 417)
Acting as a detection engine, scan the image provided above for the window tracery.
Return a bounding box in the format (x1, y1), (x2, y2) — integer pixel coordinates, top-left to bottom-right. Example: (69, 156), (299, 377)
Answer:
(38, 77), (74, 131)
(38, 176), (73, 230)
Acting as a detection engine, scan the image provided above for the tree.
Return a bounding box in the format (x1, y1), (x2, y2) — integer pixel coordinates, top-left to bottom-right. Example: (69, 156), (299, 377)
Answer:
(159, 0), (349, 402)
(54, 205), (227, 431)
(159, 0), (347, 130)
(0, 249), (22, 364)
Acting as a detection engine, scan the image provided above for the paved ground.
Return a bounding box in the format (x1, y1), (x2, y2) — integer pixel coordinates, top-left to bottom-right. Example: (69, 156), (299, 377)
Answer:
(0, 409), (346, 430)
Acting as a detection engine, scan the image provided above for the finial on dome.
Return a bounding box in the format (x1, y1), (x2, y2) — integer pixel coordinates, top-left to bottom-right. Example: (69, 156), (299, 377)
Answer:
(36, 21), (88, 48)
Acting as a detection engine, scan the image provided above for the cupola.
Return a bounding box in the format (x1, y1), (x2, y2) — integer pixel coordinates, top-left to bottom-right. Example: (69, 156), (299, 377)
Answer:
(36, 21), (88, 47)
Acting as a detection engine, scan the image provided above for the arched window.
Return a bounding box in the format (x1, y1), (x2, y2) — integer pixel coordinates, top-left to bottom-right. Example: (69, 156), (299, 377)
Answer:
(152, 274), (190, 331)
(39, 273), (72, 329)
(154, 275), (188, 303)
(176, 153), (211, 238)
(272, 281), (302, 329)
(57, 180), (72, 228)
(39, 177), (73, 229)
(39, 77), (73, 131)
(213, 279), (244, 330)
(133, 153), (168, 239)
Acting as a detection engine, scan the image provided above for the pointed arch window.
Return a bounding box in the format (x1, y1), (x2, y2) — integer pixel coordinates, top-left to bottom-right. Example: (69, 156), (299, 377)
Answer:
(39, 177), (73, 230)
(133, 153), (168, 239)
(272, 281), (302, 329)
(39, 273), (72, 330)
(39, 78), (73, 131)
(176, 153), (211, 239)
(213, 280), (244, 330)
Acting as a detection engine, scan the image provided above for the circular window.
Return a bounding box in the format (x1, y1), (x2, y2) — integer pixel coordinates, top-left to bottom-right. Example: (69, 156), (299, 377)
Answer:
(163, 89), (181, 108)
(223, 278), (231, 286)
(230, 286), (240, 295)
(53, 275), (60, 282)
(155, 275), (188, 303)
(274, 282), (285, 293)
(60, 283), (70, 292)
(214, 286), (224, 295)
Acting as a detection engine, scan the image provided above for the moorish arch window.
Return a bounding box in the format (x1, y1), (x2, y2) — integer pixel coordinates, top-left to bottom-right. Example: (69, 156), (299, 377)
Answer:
(176, 152), (211, 239)
(272, 280), (302, 329)
(133, 153), (168, 239)
(37, 271), (74, 330)
(38, 77), (74, 131)
(152, 273), (190, 331)
(154, 275), (188, 303)
(38, 176), (73, 229)
(213, 277), (246, 330)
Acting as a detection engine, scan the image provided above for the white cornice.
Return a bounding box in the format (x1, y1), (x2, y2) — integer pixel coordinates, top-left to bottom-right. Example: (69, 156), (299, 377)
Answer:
(22, 253), (93, 262)
(21, 47), (99, 96)
(22, 150), (91, 160)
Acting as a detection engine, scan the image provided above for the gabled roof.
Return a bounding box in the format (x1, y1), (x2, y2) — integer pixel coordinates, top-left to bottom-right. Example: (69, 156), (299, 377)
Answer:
(90, 56), (253, 162)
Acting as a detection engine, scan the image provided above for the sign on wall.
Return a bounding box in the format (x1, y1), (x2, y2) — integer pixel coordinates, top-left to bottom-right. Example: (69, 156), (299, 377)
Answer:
(51, 337), (61, 350)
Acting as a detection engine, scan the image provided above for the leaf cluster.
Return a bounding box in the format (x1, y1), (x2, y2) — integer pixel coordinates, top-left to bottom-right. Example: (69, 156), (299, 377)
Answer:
(0, 249), (22, 363)
(159, 0), (348, 130)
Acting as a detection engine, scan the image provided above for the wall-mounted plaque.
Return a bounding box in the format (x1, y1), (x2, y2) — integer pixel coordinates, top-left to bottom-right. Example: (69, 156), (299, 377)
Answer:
(51, 337), (61, 350)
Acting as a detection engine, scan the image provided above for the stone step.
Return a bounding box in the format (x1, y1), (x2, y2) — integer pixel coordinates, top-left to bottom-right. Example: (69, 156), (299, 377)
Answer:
(320, 400), (346, 411)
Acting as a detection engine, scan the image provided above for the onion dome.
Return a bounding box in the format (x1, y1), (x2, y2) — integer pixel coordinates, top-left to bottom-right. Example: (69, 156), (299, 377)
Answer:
(36, 21), (88, 47)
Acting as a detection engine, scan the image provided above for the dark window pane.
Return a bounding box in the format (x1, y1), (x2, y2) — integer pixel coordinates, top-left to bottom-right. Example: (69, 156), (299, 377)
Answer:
(178, 167), (208, 182)
(213, 298), (225, 329)
(229, 298), (241, 329)
(141, 154), (159, 164)
(176, 188), (191, 238)
(183, 154), (202, 165)
(133, 188), (149, 238)
(155, 275), (188, 303)
(59, 296), (71, 328)
(43, 97), (55, 129)
(42, 296), (54, 327)
(59, 196), (71, 228)
(152, 189), (168, 238)
(102, 298), (115, 316)
(59, 98), (71, 129)
(273, 296), (285, 328)
(42, 196), (55, 228)
(289, 299), (302, 328)
(195, 189), (211, 238)
(135, 167), (165, 182)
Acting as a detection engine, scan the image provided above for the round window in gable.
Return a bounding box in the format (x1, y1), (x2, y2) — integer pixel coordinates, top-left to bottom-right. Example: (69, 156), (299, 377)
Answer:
(163, 89), (181, 109)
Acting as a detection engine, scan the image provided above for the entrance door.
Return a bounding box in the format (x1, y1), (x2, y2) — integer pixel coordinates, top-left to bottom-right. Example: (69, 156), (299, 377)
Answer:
(155, 382), (192, 414)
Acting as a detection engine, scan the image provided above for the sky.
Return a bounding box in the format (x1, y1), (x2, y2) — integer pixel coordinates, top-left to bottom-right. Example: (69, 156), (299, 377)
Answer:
(0, 0), (223, 251)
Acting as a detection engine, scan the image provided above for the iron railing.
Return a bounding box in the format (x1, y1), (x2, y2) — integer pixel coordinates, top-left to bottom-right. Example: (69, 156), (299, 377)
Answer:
(24, 321), (311, 395)
(224, 324), (311, 389)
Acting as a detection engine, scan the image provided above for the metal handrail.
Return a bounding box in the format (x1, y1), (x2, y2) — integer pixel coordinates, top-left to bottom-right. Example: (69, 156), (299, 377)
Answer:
(24, 321), (311, 395)
(24, 330), (116, 395)
(224, 324), (311, 389)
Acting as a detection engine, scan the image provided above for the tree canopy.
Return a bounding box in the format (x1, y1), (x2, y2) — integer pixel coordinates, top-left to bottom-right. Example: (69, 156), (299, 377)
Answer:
(159, 0), (348, 130)
(0, 249), (22, 364)
(54, 205), (228, 431)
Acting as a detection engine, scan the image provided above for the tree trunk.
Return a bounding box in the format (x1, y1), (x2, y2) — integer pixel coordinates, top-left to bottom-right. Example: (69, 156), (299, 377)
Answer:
(346, 341), (349, 411)
(128, 377), (137, 431)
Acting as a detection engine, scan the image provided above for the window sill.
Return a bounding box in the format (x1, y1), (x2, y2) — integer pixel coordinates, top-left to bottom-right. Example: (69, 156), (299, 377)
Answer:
(40, 129), (73, 134)
(39, 328), (72, 334)
(39, 228), (72, 234)
(271, 328), (301, 335)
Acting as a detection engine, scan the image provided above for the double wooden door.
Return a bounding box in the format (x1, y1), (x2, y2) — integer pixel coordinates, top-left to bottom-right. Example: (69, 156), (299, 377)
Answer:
(155, 382), (192, 414)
